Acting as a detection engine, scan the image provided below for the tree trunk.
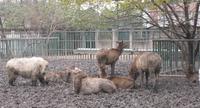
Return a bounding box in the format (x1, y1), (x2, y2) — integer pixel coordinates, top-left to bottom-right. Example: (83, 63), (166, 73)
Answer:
(188, 41), (195, 72)
(0, 17), (13, 58)
(181, 41), (197, 81)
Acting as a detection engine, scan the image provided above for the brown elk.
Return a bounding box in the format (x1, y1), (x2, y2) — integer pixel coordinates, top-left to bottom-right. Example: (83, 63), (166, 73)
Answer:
(72, 70), (116, 95)
(44, 71), (70, 83)
(107, 76), (135, 89)
(96, 41), (127, 78)
(44, 66), (83, 83)
(129, 52), (162, 92)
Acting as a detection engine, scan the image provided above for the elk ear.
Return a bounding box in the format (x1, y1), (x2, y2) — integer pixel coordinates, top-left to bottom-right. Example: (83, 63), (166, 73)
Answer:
(80, 72), (87, 78)
(70, 65), (75, 70)
(124, 43), (128, 48)
(67, 71), (71, 77)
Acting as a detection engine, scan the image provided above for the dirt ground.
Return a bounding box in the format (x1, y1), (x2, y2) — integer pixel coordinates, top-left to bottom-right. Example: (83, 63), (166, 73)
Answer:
(0, 59), (200, 108)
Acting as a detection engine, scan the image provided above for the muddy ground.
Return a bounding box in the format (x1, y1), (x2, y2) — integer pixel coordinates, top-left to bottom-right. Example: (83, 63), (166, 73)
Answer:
(0, 59), (200, 108)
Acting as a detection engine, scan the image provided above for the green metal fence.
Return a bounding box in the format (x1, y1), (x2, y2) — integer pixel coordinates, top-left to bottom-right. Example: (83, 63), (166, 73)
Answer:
(153, 39), (200, 75)
(1, 30), (200, 75)
(0, 37), (59, 58)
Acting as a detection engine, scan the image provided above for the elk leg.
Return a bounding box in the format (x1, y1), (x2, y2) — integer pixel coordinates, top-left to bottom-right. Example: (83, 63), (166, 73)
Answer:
(31, 80), (37, 86)
(100, 65), (107, 78)
(111, 63), (115, 77)
(140, 70), (144, 88)
(153, 73), (159, 92)
(145, 71), (149, 89)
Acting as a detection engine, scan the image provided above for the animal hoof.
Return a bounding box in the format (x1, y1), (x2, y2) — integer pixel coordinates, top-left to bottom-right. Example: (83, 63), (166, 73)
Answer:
(9, 83), (15, 86)
(127, 89), (134, 92)
(145, 85), (150, 89)
(31, 83), (37, 86)
(9, 84), (15, 86)
(41, 83), (48, 87)
(152, 88), (158, 93)
(9, 81), (15, 86)
(140, 84), (144, 88)
(192, 80), (197, 83)
(43, 81), (49, 85)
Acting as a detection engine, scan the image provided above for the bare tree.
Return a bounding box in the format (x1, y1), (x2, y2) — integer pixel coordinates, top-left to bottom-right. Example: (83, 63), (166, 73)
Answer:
(0, 17), (13, 58)
(136, 0), (200, 80)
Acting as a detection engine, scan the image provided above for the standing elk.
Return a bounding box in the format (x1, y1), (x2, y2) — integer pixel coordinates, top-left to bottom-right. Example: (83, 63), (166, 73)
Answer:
(129, 52), (162, 92)
(96, 41), (127, 78)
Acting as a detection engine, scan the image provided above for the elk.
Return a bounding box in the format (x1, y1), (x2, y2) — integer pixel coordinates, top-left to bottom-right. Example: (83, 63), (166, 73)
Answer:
(107, 76), (135, 89)
(129, 52), (162, 92)
(44, 71), (70, 83)
(43, 66), (80, 83)
(96, 41), (127, 78)
(71, 70), (116, 95)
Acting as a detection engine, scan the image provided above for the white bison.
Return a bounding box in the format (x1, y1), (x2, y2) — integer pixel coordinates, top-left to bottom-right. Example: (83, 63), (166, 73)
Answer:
(6, 57), (49, 86)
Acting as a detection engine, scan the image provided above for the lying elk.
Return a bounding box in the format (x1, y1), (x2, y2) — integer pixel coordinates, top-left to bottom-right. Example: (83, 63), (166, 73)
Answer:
(107, 76), (135, 89)
(96, 41), (127, 78)
(129, 52), (162, 92)
(72, 70), (116, 95)
(44, 71), (70, 83)
(44, 66), (83, 83)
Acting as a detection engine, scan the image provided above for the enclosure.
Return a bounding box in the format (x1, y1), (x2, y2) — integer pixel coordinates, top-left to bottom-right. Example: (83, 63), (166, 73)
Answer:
(0, 30), (200, 107)
(1, 30), (200, 75)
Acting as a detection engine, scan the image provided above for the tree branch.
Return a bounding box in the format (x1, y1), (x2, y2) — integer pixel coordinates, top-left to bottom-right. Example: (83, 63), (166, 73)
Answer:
(139, 11), (174, 39)
(162, 3), (184, 38)
(165, 1), (190, 37)
(138, 3), (186, 39)
(183, 1), (192, 38)
(192, 1), (200, 38)
(150, 0), (187, 39)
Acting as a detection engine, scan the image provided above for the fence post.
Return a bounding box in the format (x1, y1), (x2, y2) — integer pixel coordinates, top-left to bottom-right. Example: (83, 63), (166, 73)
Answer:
(81, 31), (86, 48)
(112, 29), (118, 48)
(95, 30), (99, 48)
(129, 30), (133, 49)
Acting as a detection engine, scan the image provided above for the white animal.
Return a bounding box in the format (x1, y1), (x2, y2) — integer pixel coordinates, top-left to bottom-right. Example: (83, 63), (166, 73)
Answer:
(6, 57), (49, 86)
